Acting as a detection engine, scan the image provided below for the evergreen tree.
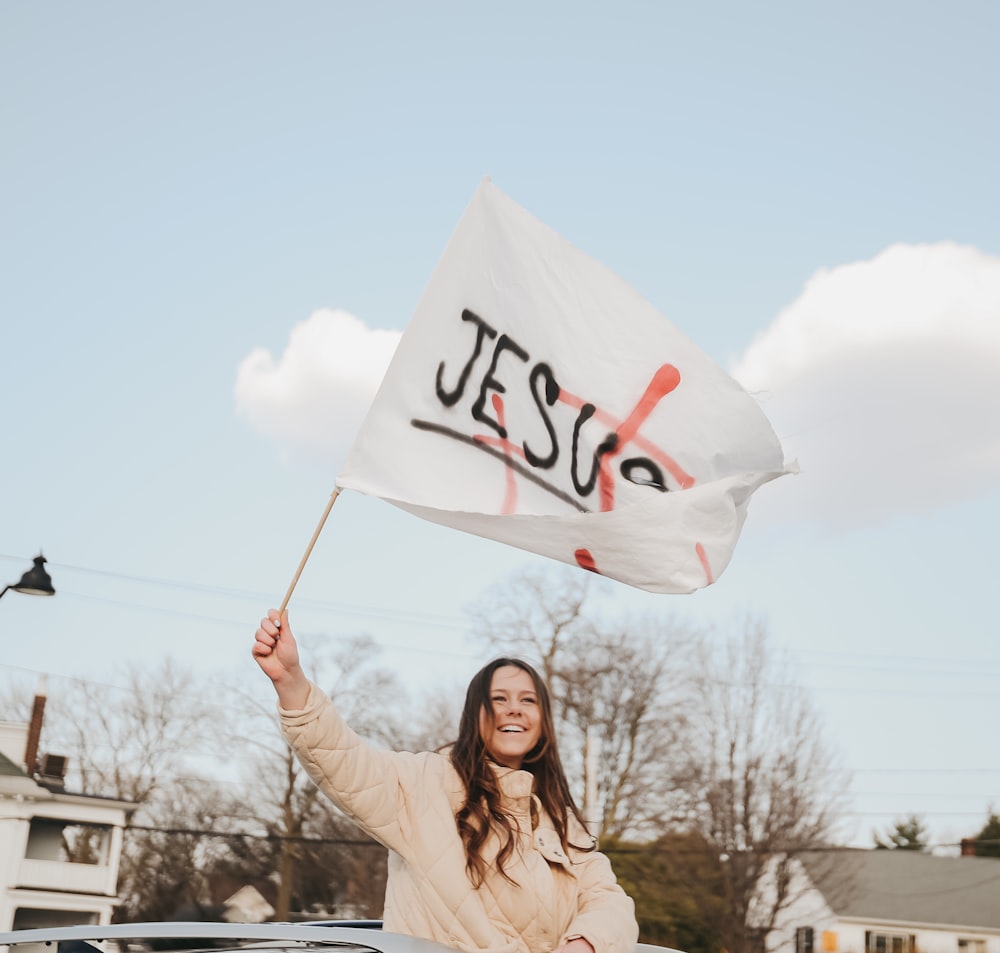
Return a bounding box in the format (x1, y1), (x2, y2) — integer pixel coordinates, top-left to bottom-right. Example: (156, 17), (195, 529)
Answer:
(972, 812), (1000, 858)
(873, 814), (928, 850)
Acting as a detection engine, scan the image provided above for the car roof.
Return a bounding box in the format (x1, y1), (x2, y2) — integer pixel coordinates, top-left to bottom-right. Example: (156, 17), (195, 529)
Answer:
(0, 923), (453, 953)
(0, 922), (684, 953)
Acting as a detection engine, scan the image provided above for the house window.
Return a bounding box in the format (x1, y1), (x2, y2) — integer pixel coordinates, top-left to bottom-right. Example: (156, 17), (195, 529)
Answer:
(25, 819), (112, 864)
(13, 908), (99, 930)
(796, 927), (815, 953)
(865, 932), (915, 953)
(958, 940), (985, 953)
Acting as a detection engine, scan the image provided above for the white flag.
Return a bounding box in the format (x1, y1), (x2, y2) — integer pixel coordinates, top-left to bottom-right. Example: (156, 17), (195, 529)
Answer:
(337, 179), (793, 594)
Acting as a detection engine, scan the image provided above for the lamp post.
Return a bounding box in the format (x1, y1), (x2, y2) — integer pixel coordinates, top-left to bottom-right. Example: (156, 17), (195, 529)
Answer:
(0, 554), (56, 599)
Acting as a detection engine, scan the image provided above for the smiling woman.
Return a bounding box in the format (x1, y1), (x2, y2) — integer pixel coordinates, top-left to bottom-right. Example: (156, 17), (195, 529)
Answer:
(252, 610), (639, 953)
(448, 657), (585, 893)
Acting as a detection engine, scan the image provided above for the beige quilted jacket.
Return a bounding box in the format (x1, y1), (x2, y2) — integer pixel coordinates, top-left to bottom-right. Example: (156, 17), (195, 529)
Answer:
(280, 682), (638, 953)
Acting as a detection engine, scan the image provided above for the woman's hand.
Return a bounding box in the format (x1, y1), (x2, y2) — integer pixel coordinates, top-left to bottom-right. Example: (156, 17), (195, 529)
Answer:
(252, 609), (309, 709)
(553, 938), (596, 953)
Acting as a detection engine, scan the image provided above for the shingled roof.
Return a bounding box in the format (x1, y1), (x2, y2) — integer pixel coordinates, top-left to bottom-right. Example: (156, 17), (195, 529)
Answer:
(800, 849), (1000, 931)
(0, 751), (27, 777)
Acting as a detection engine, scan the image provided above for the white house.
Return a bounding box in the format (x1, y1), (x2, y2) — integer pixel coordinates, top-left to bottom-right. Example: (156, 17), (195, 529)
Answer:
(0, 710), (136, 931)
(768, 849), (1000, 953)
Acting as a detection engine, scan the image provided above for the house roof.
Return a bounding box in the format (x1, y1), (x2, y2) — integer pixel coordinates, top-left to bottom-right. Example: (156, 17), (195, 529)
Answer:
(1, 750), (137, 812)
(800, 849), (1000, 931)
(0, 751), (27, 777)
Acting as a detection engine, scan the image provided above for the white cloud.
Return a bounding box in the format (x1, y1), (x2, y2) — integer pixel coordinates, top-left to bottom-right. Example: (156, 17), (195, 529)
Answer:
(732, 242), (1000, 529)
(235, 308), (401, 468)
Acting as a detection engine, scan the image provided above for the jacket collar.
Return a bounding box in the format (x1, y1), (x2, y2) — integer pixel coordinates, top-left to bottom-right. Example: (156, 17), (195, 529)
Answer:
(488, 762), (535, 800)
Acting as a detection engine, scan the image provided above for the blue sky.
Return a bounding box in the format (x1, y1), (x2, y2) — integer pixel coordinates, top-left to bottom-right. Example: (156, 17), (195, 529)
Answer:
(2, 1), (999, 850)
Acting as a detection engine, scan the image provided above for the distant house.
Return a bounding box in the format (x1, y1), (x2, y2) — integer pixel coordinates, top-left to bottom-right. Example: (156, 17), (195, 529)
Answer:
(767, 848), (1000, 953)
(0, 702), (136, 931)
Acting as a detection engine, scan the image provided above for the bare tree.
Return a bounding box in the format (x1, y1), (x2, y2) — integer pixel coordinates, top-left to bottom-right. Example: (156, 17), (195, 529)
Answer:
(115, 775), (251, 922)
(44, 657), (220, 804)
(466, 565), (596, 683)
(9, 632), (415, 922)
(0, 673), (34, 723)
(398, 684), (465, 754)
(12, 659), (255, 918)
(554, 612), (698, 838)
(673, 618), (849, 953)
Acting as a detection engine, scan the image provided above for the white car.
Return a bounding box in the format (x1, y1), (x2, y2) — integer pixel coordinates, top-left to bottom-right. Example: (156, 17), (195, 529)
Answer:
(0, 922), (679, 953)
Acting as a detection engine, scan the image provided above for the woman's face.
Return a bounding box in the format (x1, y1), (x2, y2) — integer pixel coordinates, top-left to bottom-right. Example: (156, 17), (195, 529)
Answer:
(478, 665), (543, 770)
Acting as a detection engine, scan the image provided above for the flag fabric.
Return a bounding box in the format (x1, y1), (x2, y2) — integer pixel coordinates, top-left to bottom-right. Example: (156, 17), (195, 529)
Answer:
(336, 179), (793, 594)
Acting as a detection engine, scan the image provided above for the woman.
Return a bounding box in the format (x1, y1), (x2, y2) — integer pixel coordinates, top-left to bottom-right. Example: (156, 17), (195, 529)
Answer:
(253, 608), (638, 953)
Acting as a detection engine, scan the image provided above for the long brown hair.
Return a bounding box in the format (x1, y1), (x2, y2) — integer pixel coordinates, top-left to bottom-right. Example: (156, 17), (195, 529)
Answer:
(449, 657), (594, 886)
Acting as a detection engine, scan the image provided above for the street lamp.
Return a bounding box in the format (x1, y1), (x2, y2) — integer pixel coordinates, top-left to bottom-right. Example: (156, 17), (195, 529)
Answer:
(1, 554), (56, 599)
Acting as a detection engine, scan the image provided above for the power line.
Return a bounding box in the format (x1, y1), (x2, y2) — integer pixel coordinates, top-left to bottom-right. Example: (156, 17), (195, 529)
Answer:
(854, 767), (1000, 774)
(6, 555), (999, 698)
(55, 585), (470, 636)
(124, 822), (383, 847)
(797, 648), (1000, 670)
(0, 553), (469, 632)
(121, 821), (1000, 854)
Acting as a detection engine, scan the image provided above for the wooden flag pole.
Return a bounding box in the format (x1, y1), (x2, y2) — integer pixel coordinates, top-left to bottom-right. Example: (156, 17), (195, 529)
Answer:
(279, 487), (341, 613)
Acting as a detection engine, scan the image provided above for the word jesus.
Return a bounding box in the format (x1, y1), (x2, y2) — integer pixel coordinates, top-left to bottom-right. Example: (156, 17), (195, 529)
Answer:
(417, 308), (695, 515)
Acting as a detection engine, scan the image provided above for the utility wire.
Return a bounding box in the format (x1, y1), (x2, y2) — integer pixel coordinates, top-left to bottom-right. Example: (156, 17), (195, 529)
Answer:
(6, 554), (999, 676)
